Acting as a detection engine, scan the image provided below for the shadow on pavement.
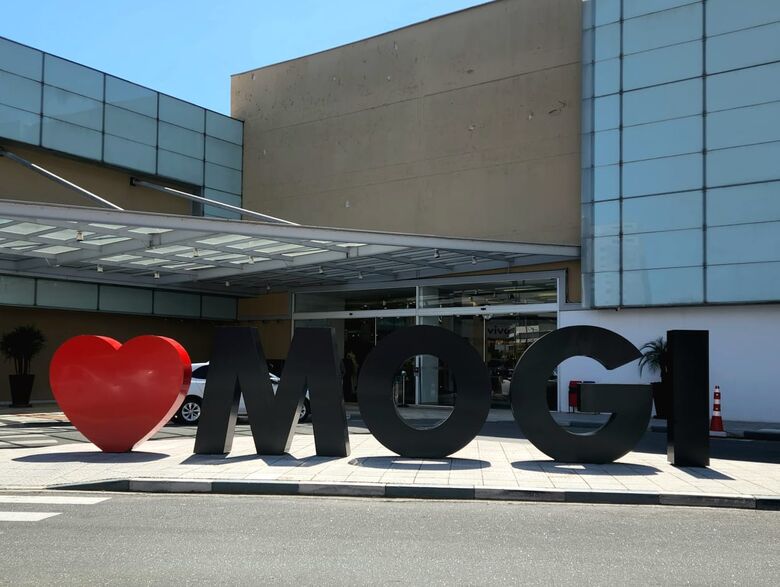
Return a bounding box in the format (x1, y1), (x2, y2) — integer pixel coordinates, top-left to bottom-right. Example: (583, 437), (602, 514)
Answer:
(180, 453), (308, 466)
(15, 451), (168, 463)
(348, 456), (489, 471)
(511, 460), (661, 476)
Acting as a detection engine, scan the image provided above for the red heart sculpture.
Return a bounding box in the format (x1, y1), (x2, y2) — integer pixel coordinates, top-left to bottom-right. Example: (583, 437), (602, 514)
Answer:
(49, 335), (191, 452)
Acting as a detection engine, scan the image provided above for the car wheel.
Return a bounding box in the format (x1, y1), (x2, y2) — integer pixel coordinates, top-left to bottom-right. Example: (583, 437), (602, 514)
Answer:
(298, 398), (311, 423)
(177, 396), (202, 425)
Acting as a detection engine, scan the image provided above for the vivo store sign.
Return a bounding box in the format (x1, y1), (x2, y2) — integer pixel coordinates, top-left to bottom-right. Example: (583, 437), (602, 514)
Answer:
(193, 325), (681, 464)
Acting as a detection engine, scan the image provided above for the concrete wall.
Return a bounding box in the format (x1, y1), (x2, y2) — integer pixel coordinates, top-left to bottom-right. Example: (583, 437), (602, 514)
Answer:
(0, 305), (231, 403)
(232, 0), (582, 244)
(0, 144), (192, 215)
(558, 305), (780, 422)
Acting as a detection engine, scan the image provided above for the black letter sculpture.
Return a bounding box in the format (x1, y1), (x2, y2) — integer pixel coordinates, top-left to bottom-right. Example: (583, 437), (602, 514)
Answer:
(194, 327), (349, 457)
(357, 325), (491, 458)
(666, 329), (709, 467)
(510, 326), (652, 463)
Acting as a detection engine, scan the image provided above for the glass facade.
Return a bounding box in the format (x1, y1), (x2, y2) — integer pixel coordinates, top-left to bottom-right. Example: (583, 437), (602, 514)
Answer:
(293, 276), (560, 408)
(0, 37), (244, 219)
(0, 275), (237, 319)
(582, 0), (780, 306)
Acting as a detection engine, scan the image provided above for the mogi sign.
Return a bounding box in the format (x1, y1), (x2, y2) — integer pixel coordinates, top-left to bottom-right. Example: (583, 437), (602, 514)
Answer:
(194, 325), (709, 465)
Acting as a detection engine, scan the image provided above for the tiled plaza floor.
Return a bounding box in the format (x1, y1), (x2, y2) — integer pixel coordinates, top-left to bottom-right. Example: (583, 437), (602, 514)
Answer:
(2, 432), (779, 499)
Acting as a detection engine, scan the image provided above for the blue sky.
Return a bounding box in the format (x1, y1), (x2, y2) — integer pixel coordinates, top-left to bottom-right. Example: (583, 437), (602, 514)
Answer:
(1, 0), (489, 114)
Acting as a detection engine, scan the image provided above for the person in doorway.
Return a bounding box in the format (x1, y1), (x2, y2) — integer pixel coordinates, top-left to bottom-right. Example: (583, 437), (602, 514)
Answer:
(342, 351), (358, 401)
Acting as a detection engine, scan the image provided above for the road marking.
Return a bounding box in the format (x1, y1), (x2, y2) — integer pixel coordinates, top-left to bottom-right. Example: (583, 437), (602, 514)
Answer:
(0, 496), (110, 505)
(0, 511), (61, 522)
(0, 434), (50, 440)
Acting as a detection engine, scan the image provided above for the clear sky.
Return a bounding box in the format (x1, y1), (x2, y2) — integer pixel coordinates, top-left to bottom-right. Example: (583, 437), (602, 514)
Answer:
(1, 0), (490, 114)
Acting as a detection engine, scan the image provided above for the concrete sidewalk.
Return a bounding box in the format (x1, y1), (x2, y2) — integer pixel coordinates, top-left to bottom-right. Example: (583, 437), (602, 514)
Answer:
(1, 425), (779, 510)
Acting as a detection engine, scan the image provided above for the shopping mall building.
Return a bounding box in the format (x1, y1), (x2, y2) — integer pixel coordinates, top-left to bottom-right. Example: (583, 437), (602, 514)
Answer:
(0, 0), (778, 421)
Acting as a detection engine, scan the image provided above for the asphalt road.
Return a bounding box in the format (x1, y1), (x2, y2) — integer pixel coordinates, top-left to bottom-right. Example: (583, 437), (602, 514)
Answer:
(0, 492), (777, 585)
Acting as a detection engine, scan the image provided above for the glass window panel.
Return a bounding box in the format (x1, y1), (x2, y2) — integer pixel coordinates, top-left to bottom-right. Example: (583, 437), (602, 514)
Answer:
(623, 153), (702, 197)
(202, 295), (237, 319)
(594, 272), (620, 307)
(624, 3), (702, 55)
(707, 0), (780, 37)
(204, 187), (241, 207)
(105, 76), (157, 118)
(594, 0), (620, 26)
(0, 275), (35, 305)
(624, 0), (698, 19)
(707, 102), (780, 150)
(0, 103), (40, 145)
(707, 21), (780, 74)
(104, 105), (156, 146)
(0, 70), (41, 113)
(707, 141), (780, 187)
(593, 200), (621, 236)
(41, 117), (101, 160)
(582, 63), (594, 99)
(203, 205), (241, 219)
(708, 181), (780, 226)
(622, 267), (703, 305)
(99, 285), (153, 313)
(205, 162), (242, 194)
(593, 129), (620, 166)
(707, 262), (780, 303)
(0, 38), (42, 80)
(582, 98), (594, 134)
(624, 79), (702, 126)
(623, 41), (702, 90)
(593, 164), (620, 200)
(36, 279), (97, 310)
(205, 136), (242, 170)
(42, 86), (102, 131)
(593, 236), (620, 272)
(581, 133), (593, 170)
(159, 94), (204, 132)
(158, 121), (204, 159)
(595, 23), (620, 61)
(581, 166), (594, 202)
(297, 288), (417, 312)
(154, 291), (200, 317)
(707, 62), (780, 112)
(157, 149), (203, 184)
(594, 58), (620, 96)
(623, 115), (702, 162)
(623, 229), (702, 270)
(623, 191), (702, 234)
(593, 94), (620, 131)
(582, 0), (595, 29)
(103, 135), (156, 174)
(421, 280), (557, 309)
(582, 28), (595, 63)
(707, 222), (780, 265)
(43, 55), (103, 100)
(206, 111), (243, 145)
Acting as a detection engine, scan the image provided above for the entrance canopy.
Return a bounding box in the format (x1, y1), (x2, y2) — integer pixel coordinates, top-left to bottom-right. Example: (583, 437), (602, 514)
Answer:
(0, 200), (579, 295)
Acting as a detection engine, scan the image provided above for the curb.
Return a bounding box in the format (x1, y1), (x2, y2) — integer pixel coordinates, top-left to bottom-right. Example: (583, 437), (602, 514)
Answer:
(50, 478), (780, 511)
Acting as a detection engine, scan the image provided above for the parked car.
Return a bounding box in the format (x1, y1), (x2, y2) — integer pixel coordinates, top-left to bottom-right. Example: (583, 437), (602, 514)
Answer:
(175, 362), (311, 425)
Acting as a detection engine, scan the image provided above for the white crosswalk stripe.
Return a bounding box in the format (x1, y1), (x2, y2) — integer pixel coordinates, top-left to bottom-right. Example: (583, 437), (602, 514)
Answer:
(0, 494), (110, 522)
(0, 496), (109, 505)
(0, 512), (61, 522)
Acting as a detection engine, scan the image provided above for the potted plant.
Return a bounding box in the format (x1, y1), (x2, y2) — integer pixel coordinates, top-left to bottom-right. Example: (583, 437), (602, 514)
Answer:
(638, 336), (669, 419)
(0, 325), (45, 408)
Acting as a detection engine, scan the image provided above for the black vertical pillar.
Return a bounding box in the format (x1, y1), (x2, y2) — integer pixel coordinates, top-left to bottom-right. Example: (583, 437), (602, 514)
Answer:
(667, 330), (710, 467)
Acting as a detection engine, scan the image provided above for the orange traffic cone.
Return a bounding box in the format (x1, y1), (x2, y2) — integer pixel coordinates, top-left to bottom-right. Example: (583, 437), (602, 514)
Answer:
(710, 385), (726, 437)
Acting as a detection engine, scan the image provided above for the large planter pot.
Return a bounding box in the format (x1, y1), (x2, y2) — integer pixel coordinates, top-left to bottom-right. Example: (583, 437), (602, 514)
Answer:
(9, 374), (34, 408)
(651, 380), (669, 420)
